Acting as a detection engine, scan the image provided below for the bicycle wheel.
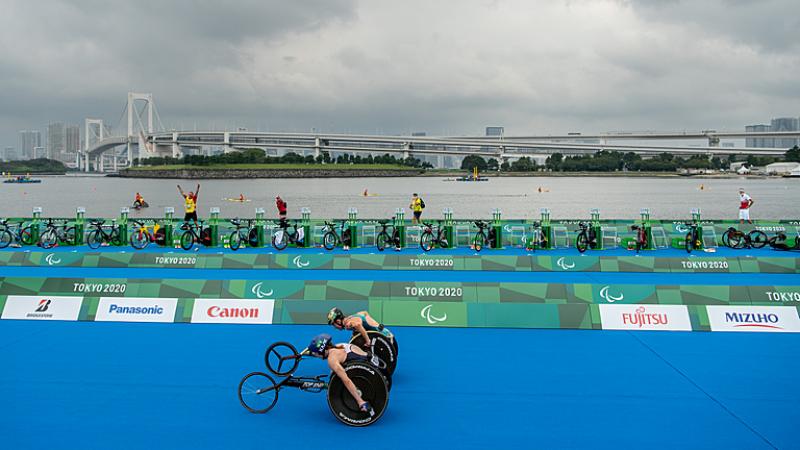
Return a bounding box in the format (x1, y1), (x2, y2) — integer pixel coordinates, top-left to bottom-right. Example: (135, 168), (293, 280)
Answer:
(376, 232), (391, 252)
(229, 230), (242, 251)
(0, 230), (12, 248)
(110, 228), (122, 246)
(748, 230), (768, 249)
(728, 232), (745, 249)
(63, 227), (76, 246)
(420, 231), (434, 252)
(272, 230), (288, 251)
(238, 372), (279, 414)
(473, 233), (487, 252)
(721, 230), (733, 248)
(39, 229), (57, 249)
(322, 231), (337, 251)
(86, 229), (102, 249)
(130, 230), (150, 250)
(576, 232), (589, 253)
(19, 225), (34, 245)
(685, 232), (694, 253)
(180, 231), (195, 250)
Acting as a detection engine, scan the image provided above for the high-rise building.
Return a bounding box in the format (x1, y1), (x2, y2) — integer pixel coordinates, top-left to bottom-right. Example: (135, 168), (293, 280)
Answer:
(770, 117), (800, 149)
(2, 146), (16, 161)
(745, 124), (772, 148)
(65, 124), (80, 162)
(47, 122), (65, 160)
(18, 130), (41, 159)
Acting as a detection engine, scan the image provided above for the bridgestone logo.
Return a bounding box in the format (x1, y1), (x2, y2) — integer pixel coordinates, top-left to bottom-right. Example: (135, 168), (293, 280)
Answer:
(765, 292), (800, 302)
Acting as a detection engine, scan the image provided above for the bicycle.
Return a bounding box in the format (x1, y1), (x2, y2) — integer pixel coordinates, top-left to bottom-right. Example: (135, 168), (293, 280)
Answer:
(524, 221), (548, 251)
(179, 220), (211, 251)
(238, 341), (390, 427)
(376, 218), (401, 252)
(420, 221), (449, 252)
(684, 222), (701, 253)
(85, 219), (121, 249)
(721, 227), (768, 249)
(0, 219), (35, 248)
(272, 219), (304, 251)
(38, 218), (76, 249)
(768, 231), (800, 251)
(575, 221), (598, 253)
(471, 220), (496, 252)
(630, 223), (648, 254)
(322, 220), (351, 251)
(129, 220), (162, 250)
(228, 218), (257, 251)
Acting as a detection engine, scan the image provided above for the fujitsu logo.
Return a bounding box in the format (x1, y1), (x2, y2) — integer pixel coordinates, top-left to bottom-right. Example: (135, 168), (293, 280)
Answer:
(621, 306), (668, 328)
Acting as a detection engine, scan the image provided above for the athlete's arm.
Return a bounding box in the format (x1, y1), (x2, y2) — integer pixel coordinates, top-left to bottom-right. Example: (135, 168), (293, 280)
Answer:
(350, 320), (371, 346)
(328, 355), (364, 405)
(177, 185), (185, 197)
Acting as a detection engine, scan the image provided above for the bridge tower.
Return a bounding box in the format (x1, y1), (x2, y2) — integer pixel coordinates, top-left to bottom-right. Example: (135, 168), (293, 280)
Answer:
(82, 119), (106, 172)
(126, 92), (156, 164)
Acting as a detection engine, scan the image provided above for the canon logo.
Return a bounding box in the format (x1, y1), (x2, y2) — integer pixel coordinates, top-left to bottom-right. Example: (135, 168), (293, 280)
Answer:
(207, 306), (259, 318)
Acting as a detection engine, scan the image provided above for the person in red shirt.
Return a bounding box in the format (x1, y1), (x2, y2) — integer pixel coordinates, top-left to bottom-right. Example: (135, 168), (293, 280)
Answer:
(276, 196), (287, 220)
(738, 188), (753, 224)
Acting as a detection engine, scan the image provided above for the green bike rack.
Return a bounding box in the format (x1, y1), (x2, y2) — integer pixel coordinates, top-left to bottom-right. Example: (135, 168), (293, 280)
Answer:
(209, 207), (220, 247)
(164, 207), (175, 247)
(255, 208), (265, 247)
(348, 208), (358, 248)
(590, 208), (603, 250)
(117, 207), (129, 246)
(640, 208), (654, 250)
(540, 208), (552, 249)
(442, 208), (454, 249)
(395, 208), (406, 248)
(31, 207), (42, 243)
(300, 208), (311, 248)
(492, 208), (503, 249)
(75, 207), (85, 246)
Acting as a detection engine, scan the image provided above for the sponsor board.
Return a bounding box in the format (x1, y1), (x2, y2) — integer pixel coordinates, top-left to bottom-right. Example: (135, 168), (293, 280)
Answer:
(706, 305), (800, 332)
(1, 295), (83, 321)
(95, 297), (178, 323)
(191, 298), (274, 324)
(599, 304), (691, 331)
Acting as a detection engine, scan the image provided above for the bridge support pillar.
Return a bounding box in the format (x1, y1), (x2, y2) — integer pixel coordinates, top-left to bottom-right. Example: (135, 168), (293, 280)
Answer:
(314, 137), (321, 159)
(84, 153), (90, 172)
(99, 156), (104, 173)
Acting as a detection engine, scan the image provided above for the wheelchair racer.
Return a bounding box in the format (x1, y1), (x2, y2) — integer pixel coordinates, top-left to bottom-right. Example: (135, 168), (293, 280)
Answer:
(327, 308), (394, 346)
(308, 334), (374, 415)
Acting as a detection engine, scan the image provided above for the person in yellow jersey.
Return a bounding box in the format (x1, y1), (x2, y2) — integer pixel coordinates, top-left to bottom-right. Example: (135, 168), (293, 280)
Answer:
(177, 184), (200, 227)
(409, 193), (425, 224)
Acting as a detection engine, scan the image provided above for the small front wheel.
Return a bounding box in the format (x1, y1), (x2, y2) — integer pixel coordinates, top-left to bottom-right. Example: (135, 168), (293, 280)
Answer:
(63, 227), (76, 246)
(272, 230), (288, 251)
(322, 231), (337, 251)
(39, 229), (58, 249)
(87, 230), (103, 249)
(473, 233), (486, 252)
(238, 372), (279, 414)
(685, 232), (694, 253)
(180, 230), (195, 250)
(376, 232), (391, 252)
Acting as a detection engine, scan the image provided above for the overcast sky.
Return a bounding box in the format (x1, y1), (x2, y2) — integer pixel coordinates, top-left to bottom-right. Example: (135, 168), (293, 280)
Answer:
(1, 0), (798, 148)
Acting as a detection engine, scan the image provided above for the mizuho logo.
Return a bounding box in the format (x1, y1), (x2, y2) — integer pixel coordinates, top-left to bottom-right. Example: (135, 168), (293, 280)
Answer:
(420, 304), (447, 324)
(292, 255), (310, 268)
(556, 257), (575, 270)
(599, 286), (624, 303)
(45, 253), (62, 266)
(251, 282), (274, 299)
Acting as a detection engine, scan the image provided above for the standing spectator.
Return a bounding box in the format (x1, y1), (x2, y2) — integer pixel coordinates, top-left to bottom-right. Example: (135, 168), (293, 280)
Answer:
(738, 188), (754, 224)
(177, 184), (200, 227)
(276, 196), (287, 220)
(409, 193), (425, 224)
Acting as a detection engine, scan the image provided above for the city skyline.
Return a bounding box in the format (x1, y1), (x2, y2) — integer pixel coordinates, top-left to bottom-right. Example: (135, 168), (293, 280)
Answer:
(1, 1), (799, 150)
